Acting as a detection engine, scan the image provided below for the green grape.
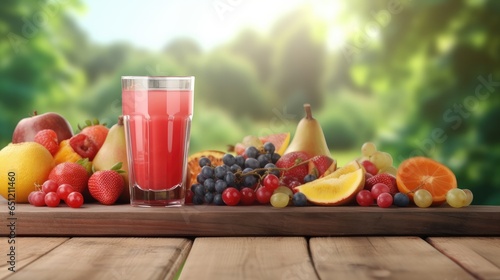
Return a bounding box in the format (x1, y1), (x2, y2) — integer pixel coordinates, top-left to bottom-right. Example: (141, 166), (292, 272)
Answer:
(361, 142), (377, 157)
(446, 188), (467, 208)
(381, 152), (393, 167)
(270, 193), (290, 208)
(413, 189), (433, 208)
(370, 151), (390, 170)
(274, 186), (293, 198)
(379, 165), (398, 176)
(463, 189), (473, 206)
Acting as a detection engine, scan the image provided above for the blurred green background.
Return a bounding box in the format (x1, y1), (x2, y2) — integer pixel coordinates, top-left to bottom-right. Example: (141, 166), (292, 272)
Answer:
(1, 0), (499, 204)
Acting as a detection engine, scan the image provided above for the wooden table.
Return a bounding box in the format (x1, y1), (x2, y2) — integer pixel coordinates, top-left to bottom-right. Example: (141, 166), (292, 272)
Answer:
(2, 203), (500, 279)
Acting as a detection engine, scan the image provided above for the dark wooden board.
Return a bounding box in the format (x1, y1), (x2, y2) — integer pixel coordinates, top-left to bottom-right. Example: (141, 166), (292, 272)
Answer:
(2, 202), (500, 237)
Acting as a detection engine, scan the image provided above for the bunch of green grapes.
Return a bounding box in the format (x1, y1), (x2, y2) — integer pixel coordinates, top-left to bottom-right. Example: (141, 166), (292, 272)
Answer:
(359, 142), (397, 176)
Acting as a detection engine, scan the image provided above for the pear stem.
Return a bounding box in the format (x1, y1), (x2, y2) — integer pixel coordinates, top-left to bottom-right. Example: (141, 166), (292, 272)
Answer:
(118, 115), (124, 126)
(304, 104), (313, 120)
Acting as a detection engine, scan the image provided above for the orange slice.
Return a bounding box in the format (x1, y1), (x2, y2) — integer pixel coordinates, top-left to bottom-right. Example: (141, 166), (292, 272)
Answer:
(295, 161), (364, 206)
(396, 157), (457, 205)
(187, 150), (225, 187)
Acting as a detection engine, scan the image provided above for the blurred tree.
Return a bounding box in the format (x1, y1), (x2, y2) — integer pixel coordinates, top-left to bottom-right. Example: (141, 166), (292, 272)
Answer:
(163, 37), (202, 72)
(269, 7), (327, 116)
(340, 0), (500, 204)
(228, 29), (272, 84)
(0, 0), (84, 146)
(195, 50), (268, 119)
(84, 43), (132, 83)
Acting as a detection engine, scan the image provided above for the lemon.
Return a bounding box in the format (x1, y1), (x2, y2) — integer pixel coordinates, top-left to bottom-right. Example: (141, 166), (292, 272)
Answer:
(0, 142), (55, 203)
(295, 161), (365, 206)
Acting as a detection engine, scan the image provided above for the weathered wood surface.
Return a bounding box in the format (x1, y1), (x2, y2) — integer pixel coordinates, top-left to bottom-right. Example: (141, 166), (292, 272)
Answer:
(427, 237), (500, 280)
(1, 203), (500, 237)
(310, 236), (474, 280)
(2, 237), (500, 279)
(179, 237), (317, 280)
(0, 238), (68, 279)
(2, 238), (191, 280)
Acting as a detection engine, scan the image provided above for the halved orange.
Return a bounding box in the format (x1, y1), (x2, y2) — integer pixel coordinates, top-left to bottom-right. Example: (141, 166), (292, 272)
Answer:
(396, 157), (457, 205)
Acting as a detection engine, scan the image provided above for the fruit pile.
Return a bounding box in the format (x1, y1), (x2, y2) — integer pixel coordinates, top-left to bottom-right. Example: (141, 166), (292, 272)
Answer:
(0, 112), (129, 206)
(1, 103), (474, 209)
(188, 104), (474, 208)
(187, 144), (312, 207)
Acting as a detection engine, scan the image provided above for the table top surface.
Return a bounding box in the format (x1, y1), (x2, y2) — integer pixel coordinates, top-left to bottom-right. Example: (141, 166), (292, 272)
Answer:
(2, 236), (500, 279)
(2, 202), (500, 237)
(2, 202), (500, 279)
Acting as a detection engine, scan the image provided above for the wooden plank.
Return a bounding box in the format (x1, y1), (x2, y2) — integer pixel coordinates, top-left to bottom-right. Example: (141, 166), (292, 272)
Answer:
(310, 237), (474, 280)
(427, 237), (500, 280)
(5, 238), (192, 280)
(1, 202), (499, 237)
(179, 237), (317, 280)
(0, 237), (68, 279)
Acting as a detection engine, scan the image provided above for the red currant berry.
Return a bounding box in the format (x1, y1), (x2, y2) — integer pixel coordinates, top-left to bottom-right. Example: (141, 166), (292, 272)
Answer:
(42, 180), (59, 194)
(57, 184), (74, 201)
(256, 186), (273, 204)
(371, 183), (390, 199)
(263, 174), (280, 191)
(240, 187), (256, 205)
(66, 192), (84, 208)
(44, 192), (60, 207)
(356, 190), (373, 206)
(377, 192), (393, 208)
(222, 187), (241, 206)
(31, 191), (46, 207)
(362, 160), (378, 176)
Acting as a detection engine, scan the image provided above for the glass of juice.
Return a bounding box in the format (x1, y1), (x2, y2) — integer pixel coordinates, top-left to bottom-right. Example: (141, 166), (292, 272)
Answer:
(122, 76), (194, 207)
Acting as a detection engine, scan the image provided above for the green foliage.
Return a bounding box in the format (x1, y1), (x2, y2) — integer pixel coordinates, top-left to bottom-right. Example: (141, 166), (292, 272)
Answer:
(0, 0), (84, 145)
(195, 50), (268, 119)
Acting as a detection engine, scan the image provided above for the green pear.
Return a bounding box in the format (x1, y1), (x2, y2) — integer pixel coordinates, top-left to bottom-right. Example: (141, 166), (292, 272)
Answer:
(284, 104), (332, 158)
(92, 116), (130, 202)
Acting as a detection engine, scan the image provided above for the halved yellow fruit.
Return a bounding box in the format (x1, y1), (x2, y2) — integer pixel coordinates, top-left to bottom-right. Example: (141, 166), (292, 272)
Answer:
(295, 161), (365, 206)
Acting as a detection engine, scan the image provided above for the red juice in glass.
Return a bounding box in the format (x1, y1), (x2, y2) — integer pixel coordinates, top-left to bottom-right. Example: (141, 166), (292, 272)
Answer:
(122, 76), (194, 207)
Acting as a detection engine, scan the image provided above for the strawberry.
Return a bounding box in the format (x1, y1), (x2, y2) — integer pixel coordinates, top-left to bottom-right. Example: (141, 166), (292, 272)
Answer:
(309, 155), (335, 177)
(365, 173), (398, 195)
(78, 119), (109, 150)
(48, 162), (89, 193)
(88, 163), (125, 205)
(69, 134), (98, 160)
(34, 129), (59, 156)
(276, 151), (311, 183)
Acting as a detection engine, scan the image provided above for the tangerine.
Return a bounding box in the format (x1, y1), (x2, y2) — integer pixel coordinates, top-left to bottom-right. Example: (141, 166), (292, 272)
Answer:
(396, 157), (457, 205)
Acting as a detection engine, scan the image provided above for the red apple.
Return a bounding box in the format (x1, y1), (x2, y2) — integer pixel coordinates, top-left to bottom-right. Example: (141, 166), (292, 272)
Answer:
(12, 111), (74, 143)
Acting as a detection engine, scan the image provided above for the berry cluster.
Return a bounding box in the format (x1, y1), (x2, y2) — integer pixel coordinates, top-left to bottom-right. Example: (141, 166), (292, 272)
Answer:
(187, 143), (307, 207)
(28, 180), (84, 208)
